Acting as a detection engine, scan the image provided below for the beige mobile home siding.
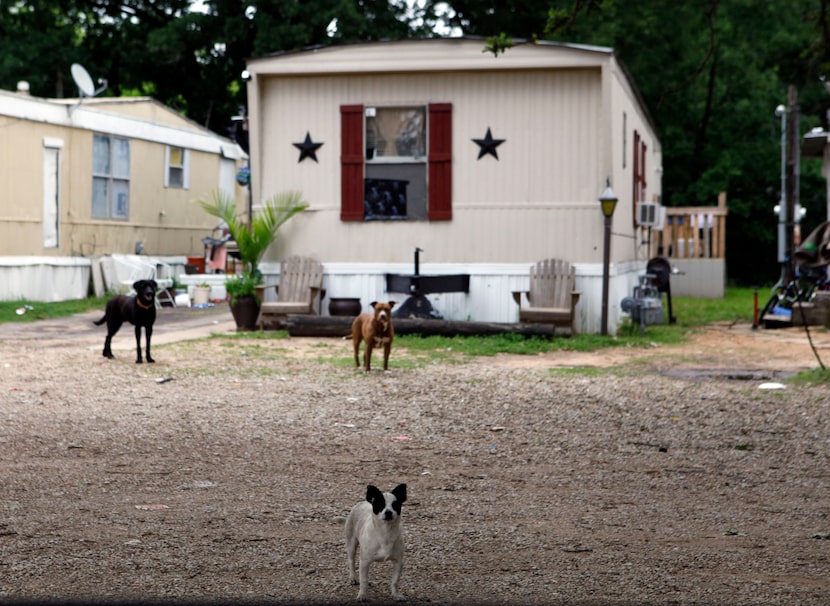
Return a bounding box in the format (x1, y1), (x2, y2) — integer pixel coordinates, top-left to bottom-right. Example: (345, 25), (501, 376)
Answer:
(608, 63), (664, 264)
(256, 68), (609, 265)
(0, 119), (70, 254)
(0, 101), (243, 257)
(63, 138), (230, 257)
(0, 91), (247, 257)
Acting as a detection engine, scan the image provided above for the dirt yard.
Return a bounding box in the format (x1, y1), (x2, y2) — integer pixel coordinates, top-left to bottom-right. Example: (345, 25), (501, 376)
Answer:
(1, 308), (829, 604)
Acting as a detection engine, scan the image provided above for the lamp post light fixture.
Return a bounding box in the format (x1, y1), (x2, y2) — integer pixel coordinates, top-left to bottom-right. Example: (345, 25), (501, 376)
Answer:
(599, 180), (618, 336)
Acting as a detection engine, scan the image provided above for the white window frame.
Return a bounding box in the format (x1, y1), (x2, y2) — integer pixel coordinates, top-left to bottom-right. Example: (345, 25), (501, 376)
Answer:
(92, 134), (130, 220)
(164, 145), (190, 189)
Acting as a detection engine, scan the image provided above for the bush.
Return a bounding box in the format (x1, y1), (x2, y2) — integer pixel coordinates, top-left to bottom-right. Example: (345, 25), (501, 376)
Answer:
(224, 273), (261, 306)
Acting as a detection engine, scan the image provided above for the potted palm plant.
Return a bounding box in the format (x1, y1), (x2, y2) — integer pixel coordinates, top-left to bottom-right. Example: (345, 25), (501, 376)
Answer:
(195, 189), (308, 330)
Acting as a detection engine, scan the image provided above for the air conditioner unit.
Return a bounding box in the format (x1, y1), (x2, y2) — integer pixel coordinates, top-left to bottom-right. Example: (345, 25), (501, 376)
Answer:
(637, 202), (665, 229)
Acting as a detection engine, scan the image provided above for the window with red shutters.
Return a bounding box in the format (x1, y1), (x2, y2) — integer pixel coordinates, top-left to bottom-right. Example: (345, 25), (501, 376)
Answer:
(632, 130), (648, 226)
(339, 102), (452, 222)
(640, 140), (647, 200)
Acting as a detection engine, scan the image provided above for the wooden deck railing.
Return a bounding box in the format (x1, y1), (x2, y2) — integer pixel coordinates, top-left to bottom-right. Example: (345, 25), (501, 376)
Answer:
(651, 192), (728, 260)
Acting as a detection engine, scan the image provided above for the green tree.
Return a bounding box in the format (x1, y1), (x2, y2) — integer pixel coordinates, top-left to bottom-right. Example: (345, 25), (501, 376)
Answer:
(0, 1), (87, 95)
(441, 0), (829, 285)
(0, 0), (434, 134)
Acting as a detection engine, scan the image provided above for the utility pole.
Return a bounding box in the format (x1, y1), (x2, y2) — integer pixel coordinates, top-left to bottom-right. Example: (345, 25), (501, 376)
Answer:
(775, 103), (786, 270)
(784, 85), (800, 282)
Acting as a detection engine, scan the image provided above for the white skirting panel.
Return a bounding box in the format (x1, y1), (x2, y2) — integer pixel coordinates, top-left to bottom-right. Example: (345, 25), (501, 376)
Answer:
(0, 256), (651, 333)
(0, 256), (193, 303)
(177, 273), (228, 301)
(0, 257), (92, 302)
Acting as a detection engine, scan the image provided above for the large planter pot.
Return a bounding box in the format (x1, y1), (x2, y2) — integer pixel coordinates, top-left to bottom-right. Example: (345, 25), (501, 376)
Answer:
(230, 294), (260, 331)
(328, 297), (362, 317)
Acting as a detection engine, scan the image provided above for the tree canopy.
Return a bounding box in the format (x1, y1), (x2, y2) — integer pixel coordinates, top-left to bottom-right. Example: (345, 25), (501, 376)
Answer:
(3, 0), (830, 284)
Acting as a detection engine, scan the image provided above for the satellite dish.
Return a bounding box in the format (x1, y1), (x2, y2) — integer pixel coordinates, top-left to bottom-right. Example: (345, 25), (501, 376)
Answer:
(68, 63), (107, 116)
(71, 63), (95, 97)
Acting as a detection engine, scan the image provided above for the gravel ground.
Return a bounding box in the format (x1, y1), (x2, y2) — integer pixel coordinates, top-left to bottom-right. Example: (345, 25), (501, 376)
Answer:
(1, 309), (829, 605)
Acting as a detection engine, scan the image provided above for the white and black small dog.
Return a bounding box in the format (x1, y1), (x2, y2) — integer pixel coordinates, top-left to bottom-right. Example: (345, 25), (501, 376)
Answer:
(345, 483), (407, 602)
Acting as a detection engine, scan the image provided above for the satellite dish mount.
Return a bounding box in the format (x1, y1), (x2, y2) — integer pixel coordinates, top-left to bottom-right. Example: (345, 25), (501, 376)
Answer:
(69, 63), (107, 115)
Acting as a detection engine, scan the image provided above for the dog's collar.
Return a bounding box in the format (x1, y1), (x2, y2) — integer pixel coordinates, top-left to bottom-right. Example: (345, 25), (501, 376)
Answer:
(135, 297), (153, 310)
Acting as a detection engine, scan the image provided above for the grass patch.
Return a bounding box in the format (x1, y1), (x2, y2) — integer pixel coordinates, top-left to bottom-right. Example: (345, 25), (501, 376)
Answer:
(396, 333), (548, 357)
(0, 296), (109, 323)
(393, 288), (757, 357)
(396, 324), (686, 358)
(217, 329), (291, 341)
(787, 367), (830, 385)
(333, 346), (455, 370)
(670, 287), (756, 327)
(547, 367), (612, 378)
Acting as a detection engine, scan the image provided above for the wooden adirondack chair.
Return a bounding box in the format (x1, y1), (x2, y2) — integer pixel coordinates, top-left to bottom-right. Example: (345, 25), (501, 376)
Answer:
(512, 258), (581, 335)
(258, 256), (325, 329)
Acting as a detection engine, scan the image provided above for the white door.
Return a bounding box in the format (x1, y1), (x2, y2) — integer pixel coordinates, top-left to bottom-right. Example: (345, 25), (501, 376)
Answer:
(42, 138), (63, 249)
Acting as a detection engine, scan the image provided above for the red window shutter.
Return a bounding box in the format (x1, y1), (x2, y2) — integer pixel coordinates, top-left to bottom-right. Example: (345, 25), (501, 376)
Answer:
(632, 130), (640, 227)
(428, 103), (452, 221)
(340, 104), (364, 221)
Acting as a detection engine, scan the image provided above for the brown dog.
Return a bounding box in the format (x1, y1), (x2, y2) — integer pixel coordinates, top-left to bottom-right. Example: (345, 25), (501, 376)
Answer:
(351, 301), (396, 371)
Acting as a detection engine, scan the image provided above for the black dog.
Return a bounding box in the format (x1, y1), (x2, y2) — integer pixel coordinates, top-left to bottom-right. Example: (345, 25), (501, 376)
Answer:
(94, 279), (157, 363)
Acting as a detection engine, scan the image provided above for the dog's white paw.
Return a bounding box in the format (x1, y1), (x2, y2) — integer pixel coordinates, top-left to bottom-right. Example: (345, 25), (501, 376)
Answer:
(393, 593), (406, 602)
(356, 592), (369, 602)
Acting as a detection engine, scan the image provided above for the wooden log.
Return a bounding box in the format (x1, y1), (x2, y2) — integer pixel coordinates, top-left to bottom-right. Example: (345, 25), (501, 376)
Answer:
(282, 315), (560, 338)
(283, 315), (352, 337)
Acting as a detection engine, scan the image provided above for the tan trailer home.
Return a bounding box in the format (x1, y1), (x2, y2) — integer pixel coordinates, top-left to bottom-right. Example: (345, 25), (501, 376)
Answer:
(246, 37), (663, 333)
(0, 86), (247, 301)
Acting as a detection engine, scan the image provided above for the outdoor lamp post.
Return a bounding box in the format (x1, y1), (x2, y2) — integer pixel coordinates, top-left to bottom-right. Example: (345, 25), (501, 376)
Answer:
(599, 180), (618, 336)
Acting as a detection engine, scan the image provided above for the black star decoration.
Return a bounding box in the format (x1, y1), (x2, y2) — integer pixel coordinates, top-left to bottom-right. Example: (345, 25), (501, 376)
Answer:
(472, 127), (505, 160)
(293, 132), (323, 163)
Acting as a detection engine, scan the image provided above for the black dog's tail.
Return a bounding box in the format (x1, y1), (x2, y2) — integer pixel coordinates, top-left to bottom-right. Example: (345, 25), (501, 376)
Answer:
(93, 313), (107, 326)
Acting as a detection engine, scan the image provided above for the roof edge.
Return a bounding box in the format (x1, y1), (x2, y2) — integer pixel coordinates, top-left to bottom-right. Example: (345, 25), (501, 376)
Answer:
(246, 35), (613, 65)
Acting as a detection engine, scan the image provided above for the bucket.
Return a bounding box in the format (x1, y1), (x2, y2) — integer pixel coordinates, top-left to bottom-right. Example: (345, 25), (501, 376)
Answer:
(192, 286), (211, 306)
